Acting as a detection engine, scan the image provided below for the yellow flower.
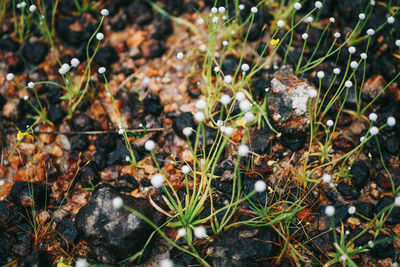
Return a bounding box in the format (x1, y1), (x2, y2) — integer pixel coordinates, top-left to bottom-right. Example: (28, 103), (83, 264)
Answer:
(17, 130), (29, 141)
(57, 263), (72, 267)
(271, 38), (280, 47)
(235, 119), (246, 128)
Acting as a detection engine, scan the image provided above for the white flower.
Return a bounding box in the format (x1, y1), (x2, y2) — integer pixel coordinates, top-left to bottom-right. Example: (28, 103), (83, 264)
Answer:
(241, 63), (250, 72)
(214, 66), (220, 72)
(306, 16), (314, 23)
(182, 127), (193, 137)
(194, 226), (207, 238)
(211, 7), (218, 14)
(75, 258), (88, 267)
(125, 156), (130, 162)
(151, 173), (164, 188)
(112, 197), (123, 209)
(317, 71), (325, 79)
(387, 16), (395, 24)
(222, 40), (229, 46)
(199, 44), (207, 52)
(29, 4), (37, 12)
(368, 240), (374, 248)
(396, 40), (400, 47)
(308, 89), (318, 98)
(340, 255), (346, 262)
(198, 18), (205, 24)
(224, 126), (234, 135)
(370, 126), (379, 136)
(344, 81), (353, 88)
(220, 94), (231, 105)
(254, 180), (267, 192)
(181, 165), (191, 174)
(216, 120), (224, 127)
(350, 61), (358, 69)
(98, 67), (106, 74)
(366, 29), (375, 36)
(294, 3), (302, 10)
(395, 196), (400, 206)
(360, 53), (367, 60)
(348, 206), (356, 214)
(145, 140), (156, 151)
(239, 99), (252, 112)
(370, 0), (375, 6)
(327, 120), (334, 127)
(360, 136), (365, 142)
(251, 7), (258, 13)
(334, 32), (341, 38)
(387, 116), (396, 127)
(329, 17), (335, 23)
(28, 82), (35, 88)
(238, 144), (249, 157)
(176, 52), (184, 60)
(302, 33), (308, 40)
(244, 111), (255, 122)
(325, 205), (335, 216)
(315, 1), (322, 9)
(96, 32), (104, 41)
(160, 259), (174, 267)
(101, 9), (109, 16)
(359, 13), (365, 20)
(236, 92), (246, 101)
(220, 126), (227, 133)
(6, 73), (14, 81)
(23, 95), (29, 101)
(277, 20), (285, 28)
(322, 174), (332, 183)
(71, 58), (80, 67)
(218, 6), (226, 13)
(58, 63), (70, 75)
(224, 75), (233, 84)
(333, 68), (341, 75)
(239, 4), (245, 10)
(194, 111), (205, 122)
(368, 113), (377, 122)
(178, 228), (187, 237)
(348, 46), (356, 54)
(212, 17), (219, 24)
(118, 128), (124, 135)
(196, 99), (207, 110)
(345, 230), (350, 235)
(19, 2), (27, 8)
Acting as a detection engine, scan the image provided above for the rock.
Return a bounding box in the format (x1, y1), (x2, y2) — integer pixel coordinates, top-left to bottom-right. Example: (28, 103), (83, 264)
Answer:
(336, 182), (359, 200)
(48, 105), (66, 125)
(172, 112), (195, 139)
(115, 174), (139, 193)
(0, 232), (14, 264)
(142, 40), (166, 58)
(0, 37), (20, 52)
(70, 135), (89, 151)
(75, 185), (164, 264)
(94, 134), (117, 153)
(2, 100), (19, 120)
(77, 163), (100, 188)
(281, 132), (306, 151)
(350, 161), (370, 189)
(71, 113), (93, 132)
(370, 235), (395, 259)
(362, 75), (387, 102)
(375, 197), (400, 224)
(6, 54), (24, 73)
(206, 226), (277, 267)
(126, 0), (153, 26)
(24, 250), (52, 267)
(249, 128), (272, 154)
(152, 14), (173, 40)
(39, 124), (56, 144)
(22, 42), (49, 65)
(143, 92), (163, 116)
(94, 46), (119, 68)
(221, 56), (239, 75)
(267, 66), (316, 134)
(355, 202), (374, 219)
(56, 218), (78, 251)
(9, 181), (48, 208)
(0, 201), (20, 227)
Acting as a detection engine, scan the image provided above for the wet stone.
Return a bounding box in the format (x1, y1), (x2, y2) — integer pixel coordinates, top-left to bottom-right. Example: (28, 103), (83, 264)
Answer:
(350, 161), (370, 189)
(172, 112), (195, 139)
(375, 196), (400, 224)
(94, 46), (119, 68)
(355, 202), (374, 219)
(249, 128), (272, 154)
(152, 14), (173, 40)
(24, 250), (52, 267)
(22, 42), (49, 65)
(143, 92), (163, 116)
(48, 105), (66, 125)
(370, 235), (395, 259)
(337, 182), (359, 200)
(70, 135), (89, 152)
(77, 163), (100, 188)
(71, 113), (93, 132)
(282, 132), (307, 152)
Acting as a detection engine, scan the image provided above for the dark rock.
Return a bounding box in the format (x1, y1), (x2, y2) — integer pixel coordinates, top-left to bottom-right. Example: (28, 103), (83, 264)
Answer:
(0, 201), (20, 227)
(221, 56), (239, 75)
(0, 37), (20, 52)
(56, 218), (78, 251)
(48, 105), (66, 125)
(92, 152), (108, 171)
(142, 41), (166, 58)
(0, 94), (6, 110)
(350, 161), (370, 189)
(0, 232), (14, 264)
(94, 46), (119, 68)
(336, 182), (359, 200)
(70, 135), (89, 152)
(25, 250), (52, 267)
(311, 231), (335, 252)
(9, 181), (47, 208)
(106, 140), (140, 167)
(354, 202), (374, 219)
(152, 14), (173, 40)
(385, 135), (399, 155)
(94, 134), (117, 153)
(143, 93), (163, 116)
(375, 196), (400, 224)
(370, 235), (395, 259)
(282, 132), (306, 152)
(126, 0), (153, 26)
(206, 226), (277, 267)
(170, 246), (197, 266)
(12, 242), (31, 257)
(22, 42), (49, 65)
(71, 113), (93, 132)
(110, 14), (128, 31)
(249, 128), (272, 154)
(6, 54), (24, 74)
(172, 112), (195, 139)
(77, 163), (100, 187)
(115, 174), (139, 192)
(45, 81), (63, 105)
(75, 186), (164, 264)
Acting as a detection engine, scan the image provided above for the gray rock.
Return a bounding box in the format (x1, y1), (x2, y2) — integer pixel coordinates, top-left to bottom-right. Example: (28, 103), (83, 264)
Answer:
(75, 185), (164, 264)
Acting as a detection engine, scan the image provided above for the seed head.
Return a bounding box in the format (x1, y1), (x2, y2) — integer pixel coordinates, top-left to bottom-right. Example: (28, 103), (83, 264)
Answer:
(370, 0), (375, 5)
(176, 52), (184, 60)
(395, 196), (400, 206)
(220, 94), (231, 105)
(96, 32), (104, 41)
(350, 61), (358, 69)
(368, 241), (374, 248)
(212, 17), (219, 23)
(178, 228), (187, 237)
(182, 127), (193, 137)
(160, 259), (174, 267)
(214, 66), (220, 72)
(244, 111), (255, 122)
(239, 4), (245, 10)
(98, 67), (106, 74)
(348, 46), (356, 54)
(306, 16), (314, 23)
(325, 205), (335, 216)
(327, 120), (334, 127)
(241, 63), (250, 72)
(6, 73), (14, 81)
(224, 75), (233, 84)
(58, 64), (70, 75)
(75, 258), (88, 267)
(23, 95), (29, 101)
(368, 113), (377, 122)
(333, 68), (341, 75)
(387, 116), (396, 127)
(238, 144), (249, 157)
(366, 29), (375, 36)
(151, 173), (164, 188)
(224, 126), (234, 135)
(317, 71), (325, 79)
(308, 89), (318, 98)
(370, 126), (379, 136)
(340, 255), (346, 262)
(396, 40), (400, 47)
(329, 17), (335, 23)
(28, 82), (35, 88)
(254, 180), (267, 192)
(211, 7), (218, 14)
(71, 58), (80, 67)
(294, 3), (302, 10)
(344, 81), (353, 88)
(194, 111), (205, 122)
(251, 7), (258, 13)
(334, 32), (341, 38)
(302, 33), (308, 40)
(194, 226), (207, 238)
(315, 1), (322, 9)
(236, 92), (246, 101)
(181, 165), (191, 174)
(239, 99), (252, 112)
(277, 20), (285, 28)
(118, 128), (124, 135)
(348, 206), (356, 214)
(360, 136), (365, 142)
(29, 4), (37, 12)
(101, 9), (109, 16)
(198, 18), (205, 24)
(360, 53), (367, 60)
(218, 6), (226, 13)
(196, 99), (207, 110)
(322, 174), (332, 183)
(359, 13), (365, 20)
(145, 140), (156, 151)
(112, 197), (123, 209)
(387, 16), (395, 24)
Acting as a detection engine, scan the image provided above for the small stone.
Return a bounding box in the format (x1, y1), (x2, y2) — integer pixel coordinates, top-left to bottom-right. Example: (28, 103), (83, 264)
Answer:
(39, 124), (56, 144)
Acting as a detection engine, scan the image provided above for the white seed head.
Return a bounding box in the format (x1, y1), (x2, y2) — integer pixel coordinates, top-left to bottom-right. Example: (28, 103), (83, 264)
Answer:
(29, 4), (37, 12)
(19, 2), (27, 8)
(98, 67), (106, 74)
(348, 46), (356, 54)
(308, 89), (318, 98)
(23, 95), (29, 101)
(302, 33), (309, 40)
(75, 258), (88, 267)
(199, 44), (207, 51)
(333, 68), (341, 75)
(327, 120), (334, 127)
(216, 120), (224, 127)
(360, 136), (365, 142)
(71, 58), (80, 67)
(350, 61), (358, 69)
(244, 111), (255, 122)
(224, 126), (234, 135)
(222, 40), (229, 46)
(178, 228), (187, 237)
(317, 71), (325, 79)
(368, 113), (377, 122)
(370, 0), (375, 6)
(224, 75), (233, 84)
(315, 1), (322, 9)
(151, 173), (164, 188)
(277, 20), (285, 28)
(366, 28), (375, 36)
(340, 255), (346, 262)
(345, 230), (350, 235)
(306, 16), (314, 23)
(196, 99), (207, 110)
(28, 82), (35, 88)
(294, 3), (302, 10)
(212, 17), (219, 23)
(325, 205), (335, 216)
(387, 116), (396, 127)
(334, 32), (341, 38)
(198, 18), (205, 25)
(368, 240), (374, 248)
(370, 126), (379, 136)
(344, 81), (353, 88)
(118, 128), (124, 135)
(238, 144), (249, 157)
(214, 66), (220, 72)
(112, 197), (123, 209)
(239, 99), (252, 112)
(360, 53), (367, 60)
(359, 13), (365, 20)
(396, 40), (400, 47)
(254, 180), (267, 192)
(176, 52), (184, 60)
(58, 63), (70, 75)
(96, 32), (104, 41)
(239, 4), (245, 10)
(101, 9), (109, 16)
(241, 63), (250, 72)
(160, 259), (174, 267)
(348, 206), (356, 214)
(6, 73), (14, 81)
(322, 173), (332, 183)
(329, 17), (335, 23)
(220, 94), (231, 105)
(182, 127), (193, 137)
(251, 7), (258, 13)
(181, 165), (191, 174)
(194, 226), (207, 238)
(236, 91), (246, 101)
(125, 156), (130, 162)
(145, 140), (156, 151)
(387, 16), (395, 24)
(218, 6), (226, 13)
(194, 111), (205, 122)
(395, 196), (400, 206)
(211, 7), (218, 14)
